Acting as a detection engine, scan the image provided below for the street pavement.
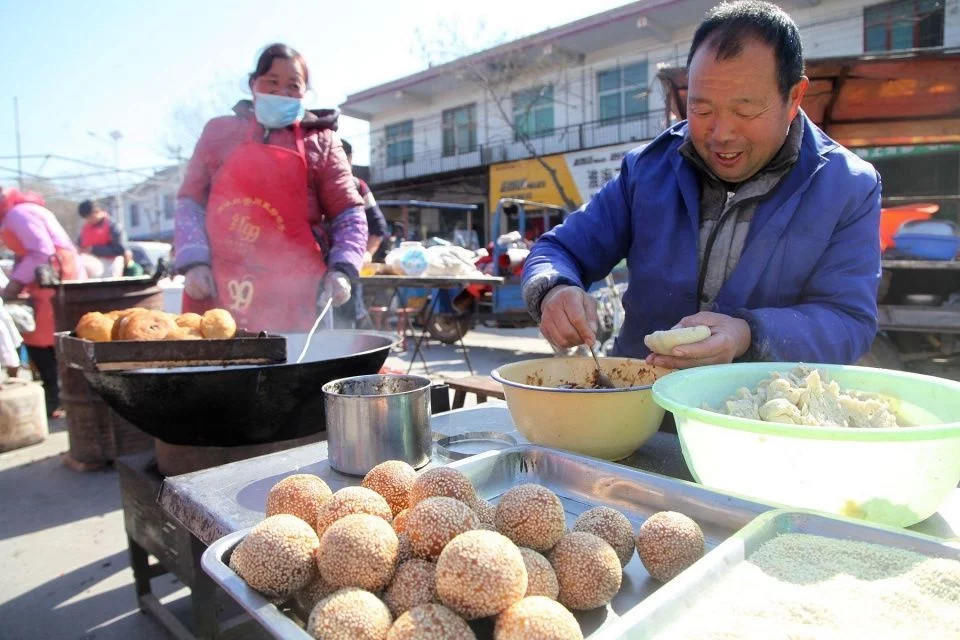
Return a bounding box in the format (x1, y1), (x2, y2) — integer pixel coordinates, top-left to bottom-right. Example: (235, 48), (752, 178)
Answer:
(0, 326), (551, 640)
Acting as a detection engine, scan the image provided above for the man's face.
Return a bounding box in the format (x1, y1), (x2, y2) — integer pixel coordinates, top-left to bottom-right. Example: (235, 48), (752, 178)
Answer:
(686, 38), (807, 183)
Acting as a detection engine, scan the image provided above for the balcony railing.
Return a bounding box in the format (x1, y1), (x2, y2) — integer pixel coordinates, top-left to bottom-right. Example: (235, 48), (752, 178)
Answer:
(371, 109), (668, 184)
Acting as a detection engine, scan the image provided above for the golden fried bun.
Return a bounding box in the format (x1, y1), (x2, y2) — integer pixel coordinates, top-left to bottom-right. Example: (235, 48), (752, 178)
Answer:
(169, 326), (203, 340)
(76, 312), (115, 342)
(175, 312), (203, 330)
(200, 308), (237, 340)
(120, 310), (176, 341)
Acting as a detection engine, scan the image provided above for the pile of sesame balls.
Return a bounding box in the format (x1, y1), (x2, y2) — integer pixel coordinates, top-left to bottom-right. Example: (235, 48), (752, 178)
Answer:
(227, 460), (706, 640)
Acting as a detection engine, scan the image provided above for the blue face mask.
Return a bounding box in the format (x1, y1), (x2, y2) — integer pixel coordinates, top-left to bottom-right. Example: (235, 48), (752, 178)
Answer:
(253, 92), (305, 129)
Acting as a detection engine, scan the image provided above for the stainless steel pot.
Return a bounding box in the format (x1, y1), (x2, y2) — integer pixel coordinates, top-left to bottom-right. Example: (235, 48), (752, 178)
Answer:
(322, 374), (432, 475)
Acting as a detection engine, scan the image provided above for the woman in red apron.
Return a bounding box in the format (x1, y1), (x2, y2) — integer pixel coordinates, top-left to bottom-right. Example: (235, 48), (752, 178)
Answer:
(174, 44), (367, 334)
(0, 188), (84, 417)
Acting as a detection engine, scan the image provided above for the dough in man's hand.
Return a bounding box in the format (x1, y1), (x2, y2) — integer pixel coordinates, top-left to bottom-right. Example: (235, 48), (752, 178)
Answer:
(644, 325), (711, 355)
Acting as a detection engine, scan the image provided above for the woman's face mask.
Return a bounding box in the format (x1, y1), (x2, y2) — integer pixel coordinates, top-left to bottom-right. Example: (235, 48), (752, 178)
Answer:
(253, 92), (305, 129)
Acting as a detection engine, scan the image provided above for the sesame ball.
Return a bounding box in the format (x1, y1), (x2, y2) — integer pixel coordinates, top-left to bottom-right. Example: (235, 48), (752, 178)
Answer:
(549, 532), (621, 610)
(494, 596), (583, 640)
(317, 513), (399, 592)
(406, 497), (478, 561)
(396, 533), (413, 565)
(393, 509), (410, 533)
(436, 530), (528, 619)
(265, 474), (333, 526)
(519, 547), (559, 599)
(307, 588), (392, 640)
(387, 603), (476, 640)
(294, 572), (337, 620)
(573, 506), (635, 568)
(494, 484), (566, 552)
(410, 467), (477, 508)
(384, 560), (437, 617)
(228, 514), (319, 599)
(636, 511), (704, 582)
(315, 486), (393, 538)
(363, 460), (417, 517)
(474, 498), (496, 525)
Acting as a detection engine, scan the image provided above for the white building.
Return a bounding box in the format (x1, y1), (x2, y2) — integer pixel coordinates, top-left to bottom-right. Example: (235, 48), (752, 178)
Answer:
(341, 0), (960, 243)
(105, 164), (185, 242)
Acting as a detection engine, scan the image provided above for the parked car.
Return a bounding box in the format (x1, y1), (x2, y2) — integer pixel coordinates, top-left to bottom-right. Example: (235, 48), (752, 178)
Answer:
(128, 241), (172, 273)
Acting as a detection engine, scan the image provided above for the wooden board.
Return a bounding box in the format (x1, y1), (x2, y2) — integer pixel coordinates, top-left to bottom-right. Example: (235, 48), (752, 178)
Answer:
(56, 331), (287, 371)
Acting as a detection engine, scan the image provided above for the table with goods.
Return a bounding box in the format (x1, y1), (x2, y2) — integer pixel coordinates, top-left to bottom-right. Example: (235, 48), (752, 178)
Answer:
(157, 355), (960, 640)
(359, 273), (504, 375)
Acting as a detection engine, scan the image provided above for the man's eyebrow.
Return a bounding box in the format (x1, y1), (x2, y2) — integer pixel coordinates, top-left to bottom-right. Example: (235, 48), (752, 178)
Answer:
(688, 96), (712, 104)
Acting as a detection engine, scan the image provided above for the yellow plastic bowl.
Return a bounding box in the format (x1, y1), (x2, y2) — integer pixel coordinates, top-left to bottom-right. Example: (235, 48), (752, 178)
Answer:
(491, 357), (673, 460)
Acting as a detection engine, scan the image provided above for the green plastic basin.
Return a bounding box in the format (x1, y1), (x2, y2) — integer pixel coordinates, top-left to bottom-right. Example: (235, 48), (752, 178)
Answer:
(652, 363), (960, 527)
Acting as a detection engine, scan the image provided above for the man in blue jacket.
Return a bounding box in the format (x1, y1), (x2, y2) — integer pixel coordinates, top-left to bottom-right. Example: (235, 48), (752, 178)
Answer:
(523, 1), (881, 368)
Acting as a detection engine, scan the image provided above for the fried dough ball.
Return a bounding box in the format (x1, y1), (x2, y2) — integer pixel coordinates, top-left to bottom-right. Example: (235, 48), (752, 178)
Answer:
(409, 467), (477, 508)
(573, 506), (635, 568)
(317, 513), (399, 592)
(387, 603), (475, 640)
(548, 532), (621, 610)
(175, 312), (203, 329)
(200, 308), (237, 339)
(363, 460), (417, 517)
(111, 308), (148, 340)
(307, 588), (392, 640)
(120, 309), (176, 341)
(494, 484), (566, 553)
(75, 312), (114, 342)
(405, 497), (478, 561)
(635, 511), (704, 582)
(435, 530), (527, 620)
(228, 514), (319, 599)
(266, 474), (333, 526)
(494, 596), (583, 640)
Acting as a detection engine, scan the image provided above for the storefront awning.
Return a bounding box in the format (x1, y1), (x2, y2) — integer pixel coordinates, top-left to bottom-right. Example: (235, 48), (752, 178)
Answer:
(657, 47), (960, 148)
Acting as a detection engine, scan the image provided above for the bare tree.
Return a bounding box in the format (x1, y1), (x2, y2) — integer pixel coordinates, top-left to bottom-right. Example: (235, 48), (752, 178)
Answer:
(417, 25), (585, 211)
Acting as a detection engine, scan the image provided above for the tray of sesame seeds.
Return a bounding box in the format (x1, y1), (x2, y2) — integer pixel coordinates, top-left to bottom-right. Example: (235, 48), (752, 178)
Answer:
(201, 445), (778, 639)
(605, 508), (960, 639)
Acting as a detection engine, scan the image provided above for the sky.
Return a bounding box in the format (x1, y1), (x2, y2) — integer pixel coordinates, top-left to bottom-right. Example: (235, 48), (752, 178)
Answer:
(0, 0), (631, 199)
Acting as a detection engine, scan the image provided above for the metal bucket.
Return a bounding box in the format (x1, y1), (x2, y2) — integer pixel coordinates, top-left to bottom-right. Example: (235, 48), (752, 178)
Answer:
(323, 374), (432, 476)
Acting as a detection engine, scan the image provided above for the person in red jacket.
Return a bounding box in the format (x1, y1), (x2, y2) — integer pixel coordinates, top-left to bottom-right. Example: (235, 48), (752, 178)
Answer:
(77, 199), (125, 276)
(174, 43), (367, 333)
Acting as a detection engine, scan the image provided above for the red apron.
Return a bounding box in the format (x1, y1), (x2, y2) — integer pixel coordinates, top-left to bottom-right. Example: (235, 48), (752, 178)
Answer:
(79, 219), (112, 249)
(1, 228), (80, 348)
(182, 124), (327, 332)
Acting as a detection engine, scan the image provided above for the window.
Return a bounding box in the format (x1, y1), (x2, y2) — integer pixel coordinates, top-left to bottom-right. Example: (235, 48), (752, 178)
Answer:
(163, 194), (175, 219)
(442, 104), (477, 157)
(385, 120), (414, 166)
(864, 0), (944, 52)
(597, 62), (648, 124)
(512, 85), (554, 140)
(128, 203), (140, 227)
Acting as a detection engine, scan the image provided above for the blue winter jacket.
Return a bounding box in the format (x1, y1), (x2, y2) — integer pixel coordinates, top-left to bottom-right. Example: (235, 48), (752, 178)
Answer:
(522, 113), (882, 363)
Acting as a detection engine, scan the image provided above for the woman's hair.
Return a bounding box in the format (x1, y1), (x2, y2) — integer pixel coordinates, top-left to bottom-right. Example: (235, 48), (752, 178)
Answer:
(248, 43), (310, 89)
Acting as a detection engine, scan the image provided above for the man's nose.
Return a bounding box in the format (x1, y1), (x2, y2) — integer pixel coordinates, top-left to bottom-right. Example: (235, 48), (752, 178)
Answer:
(710, 115), (737, 144)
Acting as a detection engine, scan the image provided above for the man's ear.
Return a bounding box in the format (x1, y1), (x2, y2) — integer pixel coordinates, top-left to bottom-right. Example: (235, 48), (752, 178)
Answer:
(788, 76), (809, 120)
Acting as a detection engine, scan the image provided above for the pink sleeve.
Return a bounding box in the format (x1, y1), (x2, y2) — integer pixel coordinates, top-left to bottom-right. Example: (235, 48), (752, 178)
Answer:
(177, 119), (225, 207)
(313, 131), (364, 217)
(6, 208), (55, 284)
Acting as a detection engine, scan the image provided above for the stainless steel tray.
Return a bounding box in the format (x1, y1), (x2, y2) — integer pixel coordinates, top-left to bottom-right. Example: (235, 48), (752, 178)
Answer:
(202, 444), (776, 639)
(606, 508), (960, 639)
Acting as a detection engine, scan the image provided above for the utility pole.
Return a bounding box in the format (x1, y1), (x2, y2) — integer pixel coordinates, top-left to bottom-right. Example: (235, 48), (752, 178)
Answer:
(13, 97), (23, 189)
(110, 130), (128, 244)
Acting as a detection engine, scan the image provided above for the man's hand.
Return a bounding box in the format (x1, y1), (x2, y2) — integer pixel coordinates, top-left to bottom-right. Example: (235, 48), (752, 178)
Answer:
(645, 311), (751, 369)
(183, 265), (216, 300)
(539, 285), (599, 349)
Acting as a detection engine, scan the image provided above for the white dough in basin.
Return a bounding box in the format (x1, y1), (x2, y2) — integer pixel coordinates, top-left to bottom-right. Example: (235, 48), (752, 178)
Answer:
(644, 325), (711, 355)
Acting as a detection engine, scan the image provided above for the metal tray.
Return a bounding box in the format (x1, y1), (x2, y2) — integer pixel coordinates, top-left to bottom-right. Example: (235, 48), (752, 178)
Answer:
(606, 508), (960, 639)
(56, 330), (286, 371)
(202, 445), (775, 639)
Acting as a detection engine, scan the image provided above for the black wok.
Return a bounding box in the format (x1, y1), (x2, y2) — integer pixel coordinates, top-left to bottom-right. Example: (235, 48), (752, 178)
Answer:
(81, 330), (397, 447)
